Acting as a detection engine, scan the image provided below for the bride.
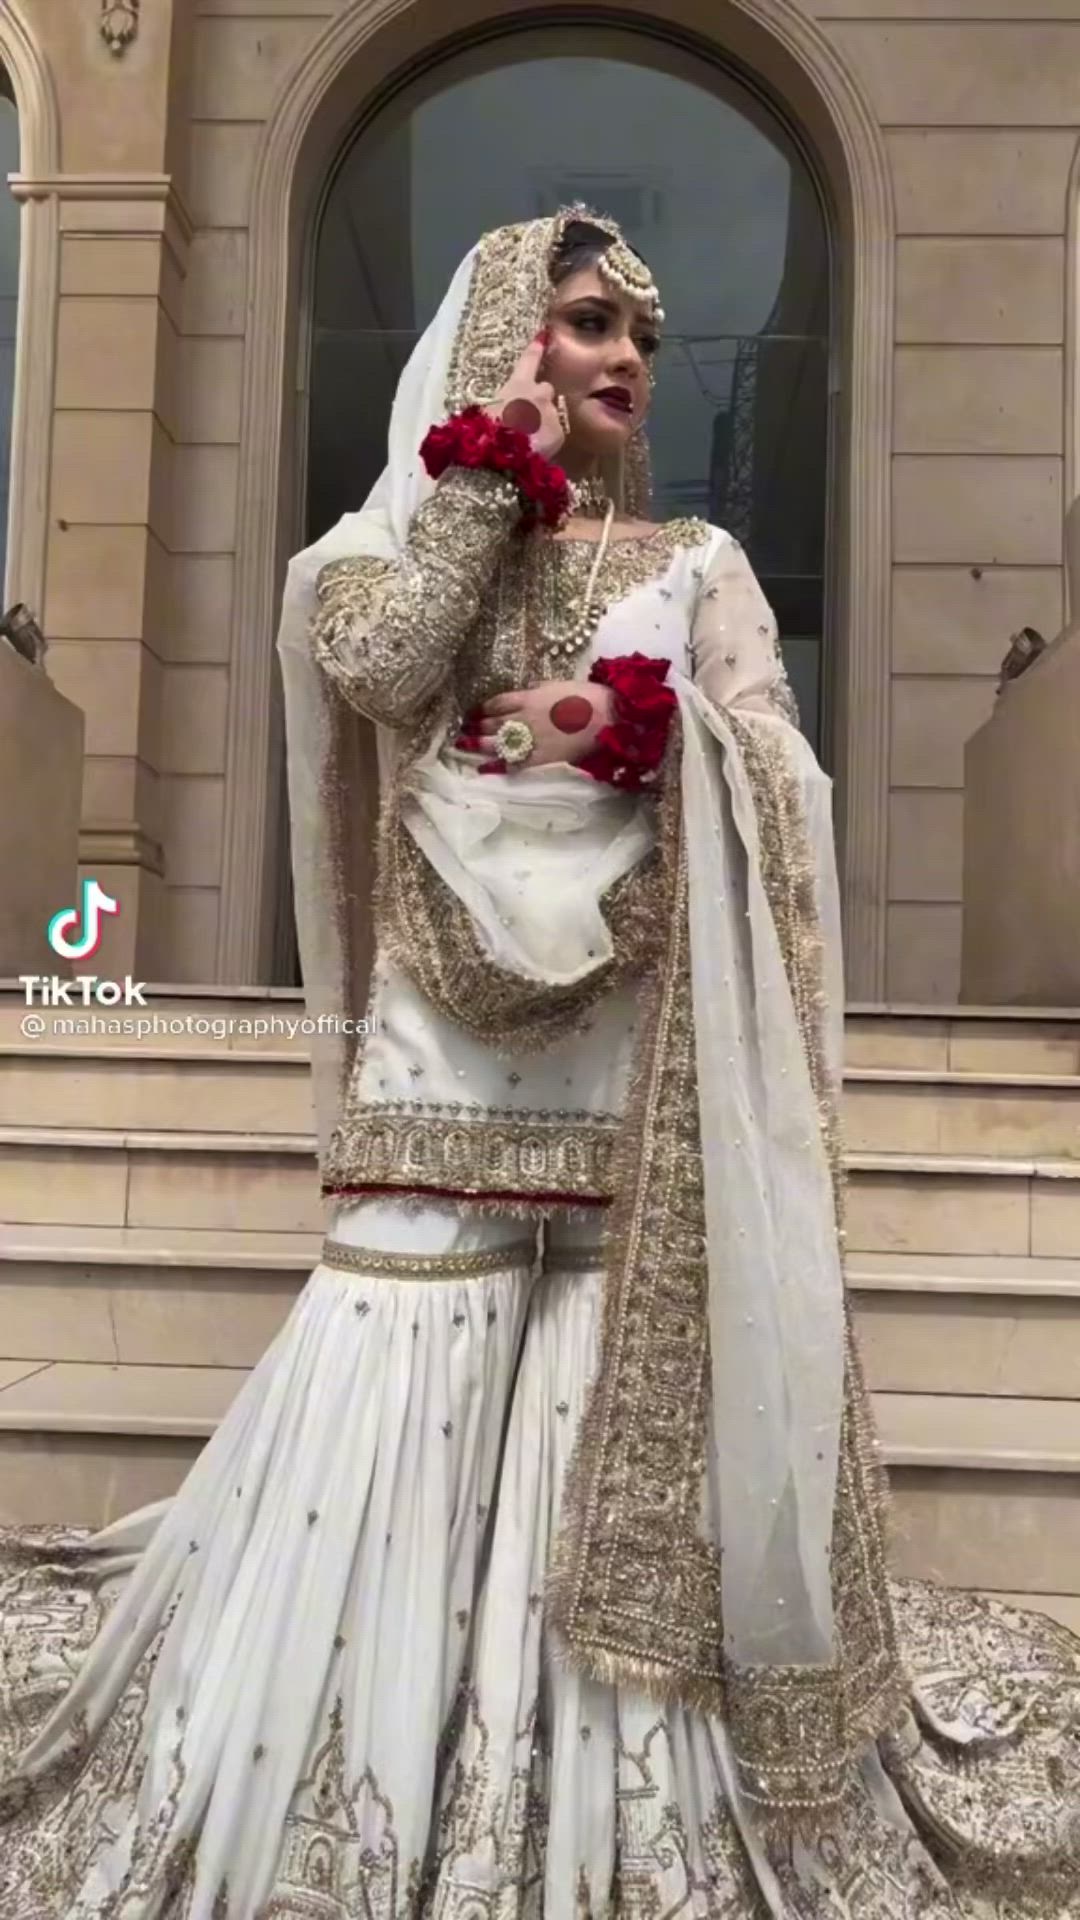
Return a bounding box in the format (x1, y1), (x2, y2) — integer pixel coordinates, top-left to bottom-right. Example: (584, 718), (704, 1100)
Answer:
(1, 205), (1077, 1919)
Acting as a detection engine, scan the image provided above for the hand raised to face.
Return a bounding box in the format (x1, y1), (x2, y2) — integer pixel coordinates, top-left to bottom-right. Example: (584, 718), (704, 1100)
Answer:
(491, 332), (567, 462)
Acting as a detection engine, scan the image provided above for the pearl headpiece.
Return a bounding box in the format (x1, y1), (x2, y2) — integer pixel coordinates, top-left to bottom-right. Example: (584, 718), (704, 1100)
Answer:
(556, 203), (666, 326)
(597, 237), (665, 325)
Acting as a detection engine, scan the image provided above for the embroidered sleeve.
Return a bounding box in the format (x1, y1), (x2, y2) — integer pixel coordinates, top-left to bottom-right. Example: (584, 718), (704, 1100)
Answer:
(689, 532), (801, 728)
(310, 465), (521, 728)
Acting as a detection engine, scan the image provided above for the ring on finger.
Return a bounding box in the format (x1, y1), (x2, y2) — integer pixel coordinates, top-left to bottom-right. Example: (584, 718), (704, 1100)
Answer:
(492, 718), (535, 766)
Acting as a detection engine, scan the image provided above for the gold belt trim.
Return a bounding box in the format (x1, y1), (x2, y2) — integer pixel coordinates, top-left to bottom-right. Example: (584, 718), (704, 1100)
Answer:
(321, 1235), (536, 1279)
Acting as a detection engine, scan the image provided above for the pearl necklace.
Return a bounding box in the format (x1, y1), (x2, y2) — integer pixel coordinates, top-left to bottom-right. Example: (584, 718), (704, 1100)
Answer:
(536, 496), (617, 669)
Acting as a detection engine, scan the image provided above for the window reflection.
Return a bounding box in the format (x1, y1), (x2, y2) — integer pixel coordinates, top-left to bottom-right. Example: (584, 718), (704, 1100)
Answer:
(307, 30), (830, 747)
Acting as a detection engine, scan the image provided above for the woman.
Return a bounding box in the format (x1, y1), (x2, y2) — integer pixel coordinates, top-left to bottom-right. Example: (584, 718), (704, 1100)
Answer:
(1, 206), (1077, 1919)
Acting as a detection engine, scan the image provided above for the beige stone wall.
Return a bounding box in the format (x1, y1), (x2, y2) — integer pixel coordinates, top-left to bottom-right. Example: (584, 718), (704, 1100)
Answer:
(819, 9), (1077, 1000)
(6, 0), (1080, 999)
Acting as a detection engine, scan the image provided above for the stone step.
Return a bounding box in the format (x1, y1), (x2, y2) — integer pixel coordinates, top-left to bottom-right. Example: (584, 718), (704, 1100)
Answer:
(846, 1005), (1080, 1075)
(0, 1224), (318, 1369)
(6, 1043), (1080, 1157)
(0, 1045), (314, 1132)
(848, 1252), (1080, 1397)
(0, 1370), (1075, 1598)
(0, 1222), (321, 1270)
(3, 1229), (1078, 1398)
(876, 1389), (1080, 1472)
(849, 1250), (1080, 1296)
(4, 984), (1080, 1073)
(8, 1128), (1080, 1252)
(844, 1152), (1080, 1259)
(844, 1069), (1080, 1160)
(0, 1126), (325, 1233)
(879, 1392), (1080, 1595)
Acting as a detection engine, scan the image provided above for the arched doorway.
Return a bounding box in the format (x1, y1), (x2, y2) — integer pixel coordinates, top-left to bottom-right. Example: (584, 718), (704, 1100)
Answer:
(226, 0), (894, 999)
(304, 25), (832, 747)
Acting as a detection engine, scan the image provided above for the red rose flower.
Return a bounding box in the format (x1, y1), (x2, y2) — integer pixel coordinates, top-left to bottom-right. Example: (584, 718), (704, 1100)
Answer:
(579, 652), (676, 791)
(419, 421), (455, 477)
(418, 407), (572, 527)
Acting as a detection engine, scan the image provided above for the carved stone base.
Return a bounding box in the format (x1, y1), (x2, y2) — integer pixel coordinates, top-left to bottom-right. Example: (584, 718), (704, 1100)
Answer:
(0, 644), (84, 977)
(962, 624), (1080, 1004)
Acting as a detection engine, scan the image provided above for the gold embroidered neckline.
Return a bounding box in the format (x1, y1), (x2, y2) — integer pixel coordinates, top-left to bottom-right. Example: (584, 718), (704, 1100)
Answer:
(548, 515), (710, 550)
(523, 515), (712, 679)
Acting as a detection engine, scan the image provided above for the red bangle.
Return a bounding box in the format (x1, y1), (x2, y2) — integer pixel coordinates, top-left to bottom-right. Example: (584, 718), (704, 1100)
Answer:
(419, 406), (571, 529)
(577, 653), (676, 792)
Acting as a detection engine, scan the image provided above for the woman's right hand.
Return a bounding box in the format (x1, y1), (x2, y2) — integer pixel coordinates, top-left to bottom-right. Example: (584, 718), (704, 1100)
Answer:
(492, 331), (567, 461)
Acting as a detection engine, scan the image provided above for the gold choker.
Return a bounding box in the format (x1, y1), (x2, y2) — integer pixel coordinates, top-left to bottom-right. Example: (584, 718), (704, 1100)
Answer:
(568, 475), (613, 518)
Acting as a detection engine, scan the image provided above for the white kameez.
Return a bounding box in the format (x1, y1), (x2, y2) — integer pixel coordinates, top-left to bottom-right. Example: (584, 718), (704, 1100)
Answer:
(345, 538), (707, 1131)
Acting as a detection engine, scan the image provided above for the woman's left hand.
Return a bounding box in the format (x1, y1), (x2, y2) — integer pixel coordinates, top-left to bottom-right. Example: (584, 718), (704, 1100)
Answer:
(454, 681), (615, 770)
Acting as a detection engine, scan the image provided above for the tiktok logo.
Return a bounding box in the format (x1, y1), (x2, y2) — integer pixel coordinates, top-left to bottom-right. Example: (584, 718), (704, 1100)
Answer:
(47, 877), (120, 961)
(22, 879), (146, 1010)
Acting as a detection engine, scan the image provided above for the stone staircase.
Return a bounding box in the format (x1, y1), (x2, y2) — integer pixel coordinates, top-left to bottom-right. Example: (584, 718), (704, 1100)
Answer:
(1, 986), (1078, 1631)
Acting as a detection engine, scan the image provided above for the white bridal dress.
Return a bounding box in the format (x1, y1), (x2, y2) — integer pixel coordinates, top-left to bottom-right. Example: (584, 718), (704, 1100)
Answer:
(1, 207), (1078, 1919)
(1, 528), (1078, 1920)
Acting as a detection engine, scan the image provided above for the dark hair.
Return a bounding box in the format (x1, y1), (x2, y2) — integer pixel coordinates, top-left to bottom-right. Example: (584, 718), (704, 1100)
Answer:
(550, 216), (652, 287)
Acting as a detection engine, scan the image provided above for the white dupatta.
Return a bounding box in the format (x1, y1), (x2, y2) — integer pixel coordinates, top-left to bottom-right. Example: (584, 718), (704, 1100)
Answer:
(273, 212), (847, 1770)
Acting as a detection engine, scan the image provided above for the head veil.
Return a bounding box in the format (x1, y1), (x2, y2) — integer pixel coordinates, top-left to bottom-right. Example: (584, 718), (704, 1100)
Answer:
(274, 205), (649, 1178)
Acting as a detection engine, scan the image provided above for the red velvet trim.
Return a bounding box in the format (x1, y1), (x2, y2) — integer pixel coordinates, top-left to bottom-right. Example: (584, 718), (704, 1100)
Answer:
(321, 1180), (611, 1209)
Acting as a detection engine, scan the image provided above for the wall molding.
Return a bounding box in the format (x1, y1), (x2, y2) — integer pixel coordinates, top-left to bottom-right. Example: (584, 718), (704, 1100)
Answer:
(10, 172), (195, 275)
(221, 0), (894, 995)
(0, 0), (61, 623)
(79, 822), (165, 877)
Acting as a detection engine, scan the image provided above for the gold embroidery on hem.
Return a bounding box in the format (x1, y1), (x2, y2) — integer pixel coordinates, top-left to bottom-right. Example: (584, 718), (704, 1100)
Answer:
(725, 714), (909, 1835)
(322, 1107), (621, 1206)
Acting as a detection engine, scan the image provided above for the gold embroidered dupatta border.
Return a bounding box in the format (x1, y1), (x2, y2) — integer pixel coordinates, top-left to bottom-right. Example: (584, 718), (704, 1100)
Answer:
(546, 712), (909, 1838)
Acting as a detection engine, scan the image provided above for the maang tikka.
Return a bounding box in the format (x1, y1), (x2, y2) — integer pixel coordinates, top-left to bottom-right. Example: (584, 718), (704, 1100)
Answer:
(557, 203), (666, 325)
(597, 236), (666, 325)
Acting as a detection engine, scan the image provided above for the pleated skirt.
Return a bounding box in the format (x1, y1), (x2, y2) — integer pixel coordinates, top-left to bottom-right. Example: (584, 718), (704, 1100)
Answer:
(1, 1200), (1078, 1919)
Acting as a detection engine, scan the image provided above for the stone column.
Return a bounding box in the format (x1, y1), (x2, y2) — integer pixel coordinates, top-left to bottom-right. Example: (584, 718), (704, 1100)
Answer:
(12, 0), (196, 982)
